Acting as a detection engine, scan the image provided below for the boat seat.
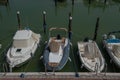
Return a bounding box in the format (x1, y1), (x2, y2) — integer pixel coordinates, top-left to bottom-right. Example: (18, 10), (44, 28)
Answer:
(49, 40), (60, 53)
(84, 43), (99, 60)
(49, 37), (65, 53)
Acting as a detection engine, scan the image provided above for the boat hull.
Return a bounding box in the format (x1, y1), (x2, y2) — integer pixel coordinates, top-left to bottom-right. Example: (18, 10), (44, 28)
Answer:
(7, 40), (40, 68)
(6, 30), (41, 69)
(43, 40), (70, 71)
(78, 41), (105, 72)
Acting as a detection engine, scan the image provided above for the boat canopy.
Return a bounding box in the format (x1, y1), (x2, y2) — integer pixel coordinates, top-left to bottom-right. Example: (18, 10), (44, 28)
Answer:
(13, 30), (32, 40)
(13, 30), (34, 48)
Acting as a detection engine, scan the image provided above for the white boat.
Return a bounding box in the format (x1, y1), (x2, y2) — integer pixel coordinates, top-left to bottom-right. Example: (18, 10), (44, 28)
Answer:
(103, 34), (120, 68)
(78, 40), (105, 73)
(6, 29), (41, 69)
(43, 27), (70, 71)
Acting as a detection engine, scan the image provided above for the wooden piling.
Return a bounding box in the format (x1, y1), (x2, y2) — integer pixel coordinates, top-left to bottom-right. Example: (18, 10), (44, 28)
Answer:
(68, 12), (72, 40)
(43, 11), (47, 34)
(93, 17), (100, 41)
(72, 0), (74, 5)
(89, 0), (91, 5)
(104, 0), (107, 4)
(55, 0), (57, 6)
(17, 11), (21, 30)
(68, 13), (72, 31)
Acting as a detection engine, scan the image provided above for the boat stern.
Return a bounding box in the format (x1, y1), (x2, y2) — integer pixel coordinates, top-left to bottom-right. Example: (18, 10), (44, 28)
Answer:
(48, 62), (59, 67)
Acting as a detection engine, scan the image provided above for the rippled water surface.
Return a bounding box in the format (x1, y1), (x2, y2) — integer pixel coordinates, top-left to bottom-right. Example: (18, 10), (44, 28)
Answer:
(0, 0), (120, 72)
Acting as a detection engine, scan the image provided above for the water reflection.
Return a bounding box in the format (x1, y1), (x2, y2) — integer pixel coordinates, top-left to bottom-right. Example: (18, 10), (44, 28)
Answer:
(83, 0), (112, 14)
(54, 0), (67, 7)
(0, 0), (10, 22)
(112, 0), (120, 12)
(57, 0), (67, 2)
(112, 0), (120, 3)
(54, 0), (74, 15)
(0, 0), (9, 6)
(54, 0), (68, 15)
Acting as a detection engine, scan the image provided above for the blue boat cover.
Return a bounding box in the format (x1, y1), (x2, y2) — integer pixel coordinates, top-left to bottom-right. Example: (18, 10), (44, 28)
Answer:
(107, 39), (120, 43)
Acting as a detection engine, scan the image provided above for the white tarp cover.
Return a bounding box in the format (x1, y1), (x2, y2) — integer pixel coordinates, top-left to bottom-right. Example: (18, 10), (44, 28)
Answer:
(13, 30), (36, 48)
(13, 30), (32, 40)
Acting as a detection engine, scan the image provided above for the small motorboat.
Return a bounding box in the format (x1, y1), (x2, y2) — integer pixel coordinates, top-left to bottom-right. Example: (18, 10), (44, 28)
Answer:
(78, 40), (105, 73)
(43, 27), (70, 71)
(6, 29), (41, 70)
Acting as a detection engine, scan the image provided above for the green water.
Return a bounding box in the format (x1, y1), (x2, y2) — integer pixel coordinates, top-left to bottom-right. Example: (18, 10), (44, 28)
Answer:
(0, 0), (120, 72)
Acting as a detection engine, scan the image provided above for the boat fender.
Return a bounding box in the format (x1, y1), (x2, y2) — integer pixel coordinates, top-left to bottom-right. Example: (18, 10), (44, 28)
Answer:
(75, 72), (79, 77)
(70, 42), (72, 46)
(81, 64), (84, 68)
(20, 73), (25, 78)
(40, 56), (43, 60)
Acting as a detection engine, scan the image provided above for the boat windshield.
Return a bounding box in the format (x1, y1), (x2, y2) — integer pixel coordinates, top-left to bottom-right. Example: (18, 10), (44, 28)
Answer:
(13, 37), (34, 48)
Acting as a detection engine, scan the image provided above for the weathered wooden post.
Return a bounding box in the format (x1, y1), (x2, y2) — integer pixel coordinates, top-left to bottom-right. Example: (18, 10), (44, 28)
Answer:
(72, 0), (74, 5)
(104, 0), (107, 4)
(93, 17), (100, 41)
(89, 0), (91, 5)
(68, 12), (72, 40)
(43, 11), (47, 34)
(55, 0), (57, 6)
(17, 11), (21, 30)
